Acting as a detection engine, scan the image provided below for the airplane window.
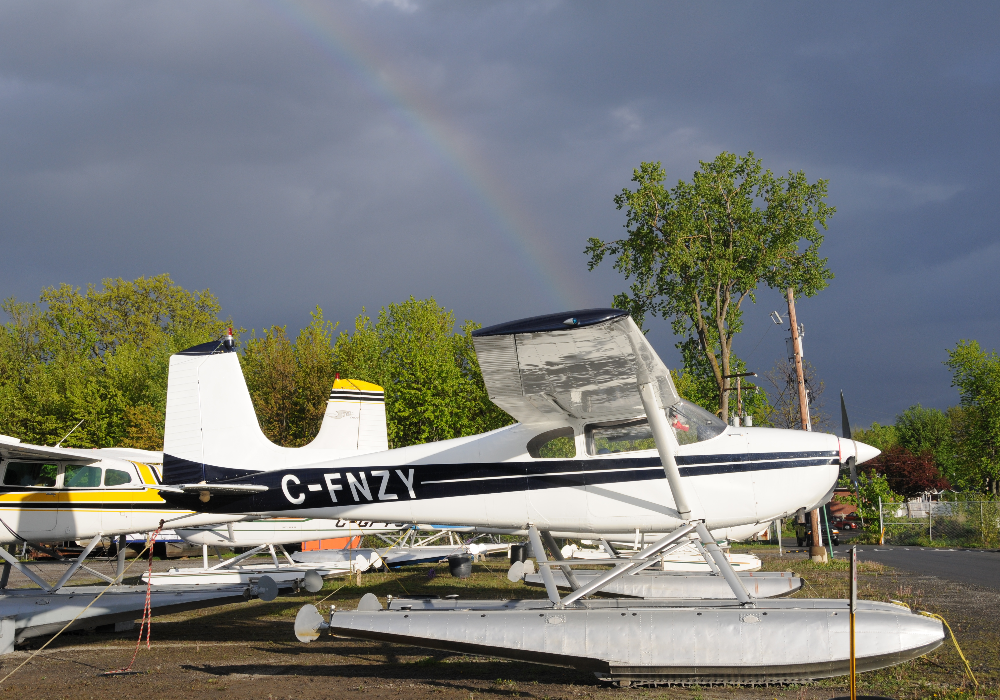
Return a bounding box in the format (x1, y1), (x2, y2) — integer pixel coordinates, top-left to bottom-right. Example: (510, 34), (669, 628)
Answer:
(104, 469), (134, 487)
(64, 465), (102, 488)
(668, 399), (726, 445)
(2, 462), (58, 487)
(586, 420), (655, 455)
(526, 427), (576, 458)
(586, 401), (726, 454)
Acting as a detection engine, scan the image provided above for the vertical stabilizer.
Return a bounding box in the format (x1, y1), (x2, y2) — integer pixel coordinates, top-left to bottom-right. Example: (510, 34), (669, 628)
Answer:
(162, 338), (277, 483)
(305, 378), (389, 453)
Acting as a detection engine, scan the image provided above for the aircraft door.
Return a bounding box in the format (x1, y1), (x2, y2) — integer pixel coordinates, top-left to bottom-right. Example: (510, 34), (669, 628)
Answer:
(584, 420), (676, 528)
(57, 463), (106, 539)
(101, 464), (140, 535)
(0, 461), (60, 537)
(524, 428), (588, 530)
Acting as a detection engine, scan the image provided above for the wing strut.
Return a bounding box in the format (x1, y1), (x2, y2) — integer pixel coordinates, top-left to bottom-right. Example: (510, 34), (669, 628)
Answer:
(637, 381), (692, 520)
(636, 379), (753, 606)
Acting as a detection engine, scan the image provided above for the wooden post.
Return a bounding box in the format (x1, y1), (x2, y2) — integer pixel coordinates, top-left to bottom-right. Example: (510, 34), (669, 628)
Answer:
(787, 288), (825, 562)
(736, 375), (742, 424)
(785, 288), (810, 432)
(849, 545), (857, 700)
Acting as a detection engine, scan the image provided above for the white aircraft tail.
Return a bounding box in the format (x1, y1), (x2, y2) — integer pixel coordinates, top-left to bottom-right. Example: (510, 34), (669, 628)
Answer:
(304, 377), (389, 452)
(163, 336), (273, 483)
(162, 336), (389, 484)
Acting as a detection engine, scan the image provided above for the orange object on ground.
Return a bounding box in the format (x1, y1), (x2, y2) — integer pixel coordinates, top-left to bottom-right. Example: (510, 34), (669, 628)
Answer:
(302, 535), (361, 551)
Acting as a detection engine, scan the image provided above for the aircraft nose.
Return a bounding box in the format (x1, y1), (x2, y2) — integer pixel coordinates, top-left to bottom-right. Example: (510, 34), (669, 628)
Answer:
(854, 440), (881, 465)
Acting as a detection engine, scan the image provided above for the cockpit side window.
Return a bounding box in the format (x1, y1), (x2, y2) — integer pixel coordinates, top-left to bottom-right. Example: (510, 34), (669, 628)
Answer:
(104, 468), (135, 487)
(2, 462), (58, 488)
(585, 400), (726, 454)
(586, 420), (655, 455)
(526, 427), (576, 458)
(64, 464), (102, 488)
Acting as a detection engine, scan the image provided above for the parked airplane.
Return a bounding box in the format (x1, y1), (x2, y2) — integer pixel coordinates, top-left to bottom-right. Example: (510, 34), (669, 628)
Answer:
(0, 438), (239, 546)
(0, 352), (393, 591)
(156, 309), (941, 684)
(157, 312), (874, 535)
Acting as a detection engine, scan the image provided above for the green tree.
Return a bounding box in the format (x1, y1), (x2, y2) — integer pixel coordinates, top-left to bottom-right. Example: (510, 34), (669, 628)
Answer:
(241, 307), (338, 447)
(0, 275), (226, 449)
(333, 297), (512, 448)
(945, 340), (1000, 495)
(893, 404), (958, 484)
(852, 422), (898, 454)
(671, 340), (770, 422)
(846, 471), (900, 541)
(586, 151), (834, 420)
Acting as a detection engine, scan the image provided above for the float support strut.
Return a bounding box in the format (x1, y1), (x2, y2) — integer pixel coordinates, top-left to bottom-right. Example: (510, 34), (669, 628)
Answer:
(538, 530), (582, 591)
(52, 535), (103, 591)
(526, 525), (562, 606)
(115, 534), (127, 583)
(0, 545), (50, 591)
(560, 522), (699, 606)
(694, 522), (753, 606)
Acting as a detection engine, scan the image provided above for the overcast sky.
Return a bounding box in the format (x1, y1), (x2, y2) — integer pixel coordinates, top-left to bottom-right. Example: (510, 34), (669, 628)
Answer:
(2, 1), (997, 427)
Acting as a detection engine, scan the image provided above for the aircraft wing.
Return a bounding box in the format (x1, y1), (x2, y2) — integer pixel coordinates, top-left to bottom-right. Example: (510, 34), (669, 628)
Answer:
(471, 308), (679, 426)
(0, 435), (102, 465)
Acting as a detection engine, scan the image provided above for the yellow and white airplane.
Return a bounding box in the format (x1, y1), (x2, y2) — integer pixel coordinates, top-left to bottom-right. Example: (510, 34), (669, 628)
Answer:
(0, 341), (392, 590)
(0, 438), (229, 545)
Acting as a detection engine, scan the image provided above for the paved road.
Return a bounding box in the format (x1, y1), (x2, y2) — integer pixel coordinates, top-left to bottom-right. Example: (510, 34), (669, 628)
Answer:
(846, 546), (1000, 590)
(773, 538), (1000, 590)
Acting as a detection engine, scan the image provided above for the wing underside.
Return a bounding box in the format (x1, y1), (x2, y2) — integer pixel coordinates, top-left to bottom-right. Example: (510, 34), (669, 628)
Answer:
(0, 436), (102, 465)
(472, 309), (679, 426)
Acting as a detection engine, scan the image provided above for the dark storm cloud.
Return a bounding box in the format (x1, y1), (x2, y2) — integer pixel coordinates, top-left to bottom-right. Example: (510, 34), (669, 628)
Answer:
(1, 0), (997, 426)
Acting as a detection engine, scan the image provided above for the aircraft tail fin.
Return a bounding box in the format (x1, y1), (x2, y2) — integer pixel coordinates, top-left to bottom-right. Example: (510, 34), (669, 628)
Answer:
(304, 377), (389, 452)
(162, 335), (275, 484)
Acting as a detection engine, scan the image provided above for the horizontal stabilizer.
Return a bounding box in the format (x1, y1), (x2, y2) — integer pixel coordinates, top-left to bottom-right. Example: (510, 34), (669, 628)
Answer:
(160, 483), (270, 495)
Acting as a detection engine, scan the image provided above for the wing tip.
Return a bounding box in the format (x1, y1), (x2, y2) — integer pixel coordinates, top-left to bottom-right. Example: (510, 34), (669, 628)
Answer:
(472, 308), (628, 338)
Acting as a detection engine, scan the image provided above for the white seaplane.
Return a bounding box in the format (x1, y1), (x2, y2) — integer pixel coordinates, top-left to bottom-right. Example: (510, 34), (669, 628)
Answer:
(157, 309), (943, 685)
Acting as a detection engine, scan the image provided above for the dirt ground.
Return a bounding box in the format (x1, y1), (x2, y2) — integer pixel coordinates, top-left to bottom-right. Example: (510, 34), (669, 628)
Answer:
(0, 549), (996, 699)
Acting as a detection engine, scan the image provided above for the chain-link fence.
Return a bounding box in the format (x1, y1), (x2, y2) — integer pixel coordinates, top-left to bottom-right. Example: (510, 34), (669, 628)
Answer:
(879, 499), (1000, 547)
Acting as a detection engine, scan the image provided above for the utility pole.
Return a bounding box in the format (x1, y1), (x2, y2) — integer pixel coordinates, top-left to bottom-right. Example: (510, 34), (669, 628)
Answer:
(786, 288), (826, 563)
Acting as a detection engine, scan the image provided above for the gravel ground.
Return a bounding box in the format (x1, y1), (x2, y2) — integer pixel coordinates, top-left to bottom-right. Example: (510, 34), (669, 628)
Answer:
(0, 550), (995, 699)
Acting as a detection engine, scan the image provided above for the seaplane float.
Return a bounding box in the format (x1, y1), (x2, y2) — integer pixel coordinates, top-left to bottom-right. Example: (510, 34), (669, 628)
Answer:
(157, 309), (944, 686)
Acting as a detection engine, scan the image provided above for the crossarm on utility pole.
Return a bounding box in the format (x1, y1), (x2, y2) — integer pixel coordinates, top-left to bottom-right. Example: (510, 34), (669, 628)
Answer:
(637, 382), (692, 520)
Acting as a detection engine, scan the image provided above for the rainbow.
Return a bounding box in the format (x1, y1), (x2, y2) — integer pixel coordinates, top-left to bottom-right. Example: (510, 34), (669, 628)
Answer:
(261, 0), (584, 310)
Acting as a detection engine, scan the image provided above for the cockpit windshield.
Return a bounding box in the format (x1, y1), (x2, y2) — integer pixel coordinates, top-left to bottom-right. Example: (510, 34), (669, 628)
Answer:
(667, 399), (727, 445)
